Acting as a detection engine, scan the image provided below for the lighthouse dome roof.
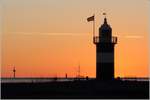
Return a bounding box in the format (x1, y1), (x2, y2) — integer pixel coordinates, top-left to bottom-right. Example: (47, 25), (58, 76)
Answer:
(99, 18), (112, 31)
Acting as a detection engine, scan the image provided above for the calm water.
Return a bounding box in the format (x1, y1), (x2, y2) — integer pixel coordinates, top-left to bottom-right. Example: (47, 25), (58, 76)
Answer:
(1, 78), (149, 83)
(1, 78), (86, 83)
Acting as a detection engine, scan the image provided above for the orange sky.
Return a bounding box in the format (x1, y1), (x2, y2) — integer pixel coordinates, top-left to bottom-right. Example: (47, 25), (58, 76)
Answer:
(1, 0), (149, 78)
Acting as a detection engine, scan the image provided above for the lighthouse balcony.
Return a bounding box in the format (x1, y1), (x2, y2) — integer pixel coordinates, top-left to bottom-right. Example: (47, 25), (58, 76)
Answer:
(93, 36), (117, 44)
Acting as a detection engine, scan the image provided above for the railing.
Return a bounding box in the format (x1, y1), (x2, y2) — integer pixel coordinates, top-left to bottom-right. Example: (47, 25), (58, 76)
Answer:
(93, 36), (117, 44)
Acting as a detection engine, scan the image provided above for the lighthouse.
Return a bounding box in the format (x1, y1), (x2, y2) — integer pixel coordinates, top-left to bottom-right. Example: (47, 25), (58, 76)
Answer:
(93, 17), (117, 80)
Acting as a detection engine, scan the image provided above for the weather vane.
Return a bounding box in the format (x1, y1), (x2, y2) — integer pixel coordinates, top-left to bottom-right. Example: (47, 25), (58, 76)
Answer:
(103, 12), (106, 18)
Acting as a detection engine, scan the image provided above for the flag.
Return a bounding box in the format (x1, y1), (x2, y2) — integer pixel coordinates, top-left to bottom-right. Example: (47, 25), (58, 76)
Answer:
(87, 15), (94, 22)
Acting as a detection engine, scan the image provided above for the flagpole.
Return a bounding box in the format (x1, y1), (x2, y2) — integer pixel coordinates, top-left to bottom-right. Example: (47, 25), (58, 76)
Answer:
(87, 14), (95, 42)
(93, 14), (95, 38)
(93, 14), (95, 43)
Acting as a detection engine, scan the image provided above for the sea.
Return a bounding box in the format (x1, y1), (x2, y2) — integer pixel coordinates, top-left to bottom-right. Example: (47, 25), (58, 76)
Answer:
(1, 77), (149, 83)
(1, 77), (86, 83)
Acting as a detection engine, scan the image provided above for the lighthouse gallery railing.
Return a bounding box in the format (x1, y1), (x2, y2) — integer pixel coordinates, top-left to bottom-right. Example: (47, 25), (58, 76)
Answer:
(93, 36), (117, 44)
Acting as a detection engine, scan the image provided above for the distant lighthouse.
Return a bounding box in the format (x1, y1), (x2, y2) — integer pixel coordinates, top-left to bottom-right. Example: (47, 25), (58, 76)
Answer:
(93, 17), (117, 80)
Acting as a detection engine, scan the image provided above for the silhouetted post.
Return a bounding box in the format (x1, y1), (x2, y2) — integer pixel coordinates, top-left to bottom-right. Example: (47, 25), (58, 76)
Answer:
(13, 67), (16, 78)
(93, 13), (117, 80)
(86, 76), (89, 80)
(54, 75), (58, 81)
(78, 64), (80, 78)
(65, 73), (67, 79)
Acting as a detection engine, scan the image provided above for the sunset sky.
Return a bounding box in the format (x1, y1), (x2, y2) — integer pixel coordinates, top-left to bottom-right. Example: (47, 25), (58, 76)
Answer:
(1, 0), (149, 78)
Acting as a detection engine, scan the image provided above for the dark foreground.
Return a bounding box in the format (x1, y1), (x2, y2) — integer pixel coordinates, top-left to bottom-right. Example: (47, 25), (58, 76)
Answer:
(1, 80), (149, 99)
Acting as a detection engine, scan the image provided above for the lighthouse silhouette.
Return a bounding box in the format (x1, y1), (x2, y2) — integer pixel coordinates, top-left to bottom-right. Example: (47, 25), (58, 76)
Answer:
(93, 17), (117, 80)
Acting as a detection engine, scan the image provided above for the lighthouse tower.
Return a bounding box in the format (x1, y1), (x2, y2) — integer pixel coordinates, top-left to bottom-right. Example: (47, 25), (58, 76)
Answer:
(93, 17), (117, 80)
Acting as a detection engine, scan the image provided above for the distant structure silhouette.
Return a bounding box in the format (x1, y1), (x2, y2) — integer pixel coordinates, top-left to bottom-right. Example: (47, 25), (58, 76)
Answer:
(78, 64), (81, 78)
(65, 73), (68, 78)
(93, 16), (117, 80)
(13, 67), (16, 78)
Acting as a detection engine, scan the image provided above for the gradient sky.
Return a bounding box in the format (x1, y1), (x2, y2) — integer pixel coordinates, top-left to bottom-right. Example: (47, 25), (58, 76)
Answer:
(1, 0), (149, 78)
